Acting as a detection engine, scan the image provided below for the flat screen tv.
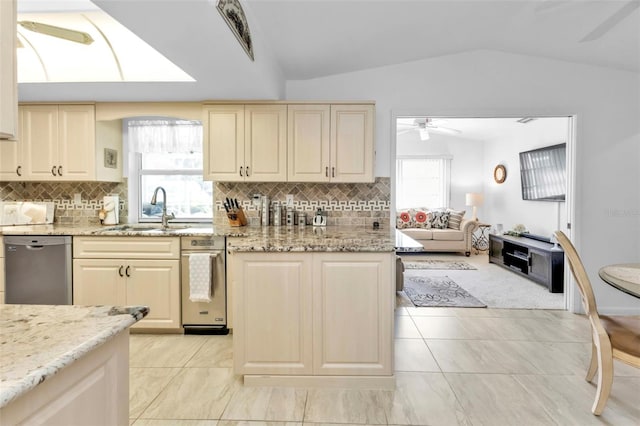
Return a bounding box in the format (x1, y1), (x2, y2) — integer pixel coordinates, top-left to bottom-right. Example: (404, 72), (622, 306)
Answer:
(519, 143), (566, 201)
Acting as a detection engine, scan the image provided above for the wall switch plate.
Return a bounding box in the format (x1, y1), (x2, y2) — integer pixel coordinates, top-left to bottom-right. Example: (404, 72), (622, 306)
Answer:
(252, 194), (262, 206)
(286, 194), (294, 205)
(74, 193), (82, 205)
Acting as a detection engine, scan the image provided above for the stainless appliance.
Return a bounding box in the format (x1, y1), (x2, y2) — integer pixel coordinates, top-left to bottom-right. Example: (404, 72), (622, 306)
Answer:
(4, 236), (72, 305)
(181, 236), (228, 334)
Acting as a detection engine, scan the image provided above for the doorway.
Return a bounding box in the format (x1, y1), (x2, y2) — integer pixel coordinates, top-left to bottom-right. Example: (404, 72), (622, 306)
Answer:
(392, 115), (575, 310)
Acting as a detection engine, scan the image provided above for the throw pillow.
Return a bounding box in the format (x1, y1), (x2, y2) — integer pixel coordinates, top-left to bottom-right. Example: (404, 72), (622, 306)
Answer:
(412, 208), (432, 229)
(396, 210), (414, 229)
(430, 210), (450, 229)
(446, 208), (466, 230)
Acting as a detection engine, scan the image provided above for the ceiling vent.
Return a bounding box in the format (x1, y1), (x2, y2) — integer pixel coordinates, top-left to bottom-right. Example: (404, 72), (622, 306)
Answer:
(516, 117), (537, 124)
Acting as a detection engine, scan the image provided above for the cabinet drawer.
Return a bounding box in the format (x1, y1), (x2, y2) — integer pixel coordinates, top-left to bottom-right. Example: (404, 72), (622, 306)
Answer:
(73, 237), (180, 259)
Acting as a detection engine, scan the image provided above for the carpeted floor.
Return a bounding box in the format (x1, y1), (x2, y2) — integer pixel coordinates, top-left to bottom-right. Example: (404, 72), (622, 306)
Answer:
(403, 275), (486, 307)
(399, 253), (564, 310)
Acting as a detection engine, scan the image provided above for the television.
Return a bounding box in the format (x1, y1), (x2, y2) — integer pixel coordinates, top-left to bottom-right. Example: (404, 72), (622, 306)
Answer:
(519, 143), (566, 201)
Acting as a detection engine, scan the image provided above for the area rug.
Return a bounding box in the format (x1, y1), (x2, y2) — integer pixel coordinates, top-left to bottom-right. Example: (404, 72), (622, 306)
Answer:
(403, 275), (486, 308)
(402, 260), (477, 270)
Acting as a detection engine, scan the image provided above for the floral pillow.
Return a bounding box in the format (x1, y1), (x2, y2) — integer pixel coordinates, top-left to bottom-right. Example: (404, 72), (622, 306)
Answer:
(396, 210), (414, 229)
(411, 208), (432, 229)
(430, 210), (450, 229)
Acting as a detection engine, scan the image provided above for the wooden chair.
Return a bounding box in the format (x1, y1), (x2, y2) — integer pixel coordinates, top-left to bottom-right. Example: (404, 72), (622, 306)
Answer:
(554, 231), (640, 415)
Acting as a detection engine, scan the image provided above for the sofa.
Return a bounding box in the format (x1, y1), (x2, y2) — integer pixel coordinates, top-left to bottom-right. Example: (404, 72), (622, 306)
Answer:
(396, 207), (476, 256)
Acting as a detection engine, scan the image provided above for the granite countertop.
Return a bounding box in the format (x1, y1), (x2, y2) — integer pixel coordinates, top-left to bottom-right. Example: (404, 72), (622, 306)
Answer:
(0, 304), (149, 408)
(226, 226), (396, 252)
(0, 224), (398, 252)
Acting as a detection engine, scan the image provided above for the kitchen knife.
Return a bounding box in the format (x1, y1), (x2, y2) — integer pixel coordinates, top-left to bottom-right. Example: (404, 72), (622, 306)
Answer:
(226, 197), (232, 210)
(234, 198), (240, 209)
(223, 202), (229, 213)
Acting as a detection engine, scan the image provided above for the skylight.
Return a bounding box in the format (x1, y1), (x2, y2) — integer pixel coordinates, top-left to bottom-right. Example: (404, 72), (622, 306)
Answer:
(17, 8), (195, 83)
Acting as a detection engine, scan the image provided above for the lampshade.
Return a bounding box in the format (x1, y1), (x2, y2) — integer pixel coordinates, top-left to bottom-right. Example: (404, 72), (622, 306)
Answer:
(465, 193), (484, 207)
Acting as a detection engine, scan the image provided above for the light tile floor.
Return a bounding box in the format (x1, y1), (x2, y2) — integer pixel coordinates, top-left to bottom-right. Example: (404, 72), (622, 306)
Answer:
(129, 304), (639, 425)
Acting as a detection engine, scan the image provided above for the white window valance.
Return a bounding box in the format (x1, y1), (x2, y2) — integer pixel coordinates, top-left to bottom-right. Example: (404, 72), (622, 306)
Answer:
(127, 119), (203, 153)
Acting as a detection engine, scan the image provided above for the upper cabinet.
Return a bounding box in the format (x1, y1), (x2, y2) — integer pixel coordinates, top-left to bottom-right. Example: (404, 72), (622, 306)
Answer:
(21, 104), (96, 181)
(0, 108), (22, 180)
(0, 0), (17, 140)
(288, 104), (374, 183)
(205, 102), (375, 183)
(203, 104), (287, 182)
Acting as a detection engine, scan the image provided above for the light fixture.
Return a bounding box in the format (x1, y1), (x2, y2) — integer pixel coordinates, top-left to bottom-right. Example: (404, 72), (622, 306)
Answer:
(18, 21), (94, 45)
(465, 193), (484, 221)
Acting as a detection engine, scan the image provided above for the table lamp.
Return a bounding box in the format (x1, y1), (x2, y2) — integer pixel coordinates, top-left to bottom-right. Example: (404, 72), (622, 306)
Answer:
(465, 192), (484, 221)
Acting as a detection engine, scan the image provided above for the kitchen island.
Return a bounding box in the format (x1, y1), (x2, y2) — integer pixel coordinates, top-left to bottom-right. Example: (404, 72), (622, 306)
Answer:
(227, 226), (396, 388)
(0, 304), (148, 425)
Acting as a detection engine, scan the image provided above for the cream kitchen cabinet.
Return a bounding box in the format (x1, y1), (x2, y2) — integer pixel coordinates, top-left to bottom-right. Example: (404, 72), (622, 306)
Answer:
(232, 251), (393, 379)
(0, 238), (4, 304)
(73, 237), (181, 330)
(0, 0), (17, 140)
(203, 104), (287, 182)
(20, 104), (96, 181)
(288, 103), (374, 183)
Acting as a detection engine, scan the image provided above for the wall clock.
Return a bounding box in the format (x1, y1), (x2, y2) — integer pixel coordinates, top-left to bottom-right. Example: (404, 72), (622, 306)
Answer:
(494, 164), (507, 184)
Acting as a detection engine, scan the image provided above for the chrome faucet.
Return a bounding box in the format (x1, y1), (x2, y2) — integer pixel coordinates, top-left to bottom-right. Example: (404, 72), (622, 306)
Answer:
(150, 186), (175, 228)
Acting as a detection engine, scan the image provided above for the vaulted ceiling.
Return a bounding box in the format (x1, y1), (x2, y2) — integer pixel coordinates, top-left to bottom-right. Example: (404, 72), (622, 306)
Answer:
(17, 0), (640, 102)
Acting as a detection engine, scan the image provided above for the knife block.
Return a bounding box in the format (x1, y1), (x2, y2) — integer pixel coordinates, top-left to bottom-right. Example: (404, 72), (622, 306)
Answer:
(227, 207), (248, 227)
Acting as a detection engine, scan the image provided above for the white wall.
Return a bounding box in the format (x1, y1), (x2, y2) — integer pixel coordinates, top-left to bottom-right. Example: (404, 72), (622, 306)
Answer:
(483, 118), (569, 238)
(287, 50), (640, 314)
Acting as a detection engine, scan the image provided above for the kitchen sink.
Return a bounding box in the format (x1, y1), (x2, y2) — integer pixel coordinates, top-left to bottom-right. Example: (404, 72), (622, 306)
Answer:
(101, 224), (191, 233)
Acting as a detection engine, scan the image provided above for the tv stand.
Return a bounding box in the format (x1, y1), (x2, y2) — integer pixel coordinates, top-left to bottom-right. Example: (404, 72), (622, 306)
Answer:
(489, 234), (564, 293)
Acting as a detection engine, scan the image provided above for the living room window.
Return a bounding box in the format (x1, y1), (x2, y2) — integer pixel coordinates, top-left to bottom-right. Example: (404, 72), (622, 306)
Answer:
(396, 156), (451, 209)
(126, 118), (212, 222)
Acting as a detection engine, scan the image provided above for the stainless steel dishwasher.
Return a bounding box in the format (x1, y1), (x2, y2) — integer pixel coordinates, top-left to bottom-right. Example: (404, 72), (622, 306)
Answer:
(4, 236), (72, 305)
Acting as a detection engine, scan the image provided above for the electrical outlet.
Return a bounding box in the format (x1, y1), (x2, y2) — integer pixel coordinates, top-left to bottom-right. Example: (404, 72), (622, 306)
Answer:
(286, 194), (294, 206)
(74, 193), (82, 205)
(252, 194), (262, 206)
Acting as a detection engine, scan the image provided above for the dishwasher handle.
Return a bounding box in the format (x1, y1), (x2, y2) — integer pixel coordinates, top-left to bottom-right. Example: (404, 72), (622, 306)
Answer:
(26, 245), (45, 250)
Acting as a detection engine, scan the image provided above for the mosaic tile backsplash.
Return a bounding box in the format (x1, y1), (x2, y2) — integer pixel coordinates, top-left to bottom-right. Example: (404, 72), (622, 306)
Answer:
(214, 178), (391, 227)
(0, 181), (128, 226)
(1, 177), (390, 227)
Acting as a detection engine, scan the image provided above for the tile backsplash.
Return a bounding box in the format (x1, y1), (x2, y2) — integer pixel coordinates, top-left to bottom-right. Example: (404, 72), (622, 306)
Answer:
(0, 181), (128, 226)
(215, 178), (391, 227)
(1, 177), (391, 227)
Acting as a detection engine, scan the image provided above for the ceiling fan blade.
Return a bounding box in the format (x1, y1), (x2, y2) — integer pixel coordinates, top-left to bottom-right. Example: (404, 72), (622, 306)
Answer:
(534, 0), (571, 13)
(18, 21), (94, 45)
(428, 126), (462, 135)
(580, 1), (639, 42)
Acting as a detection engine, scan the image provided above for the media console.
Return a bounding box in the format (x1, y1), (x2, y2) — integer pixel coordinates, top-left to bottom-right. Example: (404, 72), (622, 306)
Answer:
(489, 234), (565, 293)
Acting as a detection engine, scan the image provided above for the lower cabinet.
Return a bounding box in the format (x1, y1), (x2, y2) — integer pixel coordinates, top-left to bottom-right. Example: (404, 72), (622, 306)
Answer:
(232, 252), (393, 377)
(73, 237), (181, 330)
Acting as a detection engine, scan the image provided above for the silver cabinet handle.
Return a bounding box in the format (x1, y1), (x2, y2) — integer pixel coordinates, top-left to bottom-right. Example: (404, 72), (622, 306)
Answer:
(16, 166), (21, 176)
(332, 167), (335, 177)
(325, 167), (328, 177)
(51, 166), (57, 176)
(246, 166), (250, 177)
(118, 265), (124, 277)
(239, 166), (244, 177)
(125, 265), (131, 277)
(57, 165), (63, 176)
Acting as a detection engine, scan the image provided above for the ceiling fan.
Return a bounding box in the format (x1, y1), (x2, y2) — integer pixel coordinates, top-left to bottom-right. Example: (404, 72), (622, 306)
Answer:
(535, 0), (639, 42)
(397, 118), (462, 140)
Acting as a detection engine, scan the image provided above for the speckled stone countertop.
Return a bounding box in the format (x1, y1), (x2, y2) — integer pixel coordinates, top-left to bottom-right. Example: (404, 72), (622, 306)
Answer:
(226, 226), (396, 252)
(0, 224), (401, 251)
(0, 304), (149, 408)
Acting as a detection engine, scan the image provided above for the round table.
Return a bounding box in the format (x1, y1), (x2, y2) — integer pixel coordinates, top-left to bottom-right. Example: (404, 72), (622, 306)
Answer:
(598, 263), (640, 298)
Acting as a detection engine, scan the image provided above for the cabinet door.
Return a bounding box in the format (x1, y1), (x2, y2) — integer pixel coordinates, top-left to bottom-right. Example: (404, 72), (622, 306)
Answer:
(21, 105), (59, 179)
(0, 0), (17, 140)
(312, 253), (392, 375)
(330, 104), (374, 183)
(73, 259), (125, 306)
(203, 105), (245, 181)
(244, 104), (287, 182)
(233, 252), (313, 375)
(0, 140), (22, 180)
(58, 105), (95, 181)
(528, 248), (550, 285)
(126, 259), (180, 329)
(287, 104), (330, 182)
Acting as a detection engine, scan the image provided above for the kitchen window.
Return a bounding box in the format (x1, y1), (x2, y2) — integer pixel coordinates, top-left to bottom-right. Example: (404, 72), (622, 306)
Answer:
(396, 156), (451, 209)
(126, 119), (212, 222)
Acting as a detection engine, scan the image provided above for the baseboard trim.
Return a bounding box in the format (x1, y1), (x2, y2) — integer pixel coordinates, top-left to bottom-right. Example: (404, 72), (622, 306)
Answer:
(243, 374), (396, 389)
